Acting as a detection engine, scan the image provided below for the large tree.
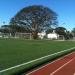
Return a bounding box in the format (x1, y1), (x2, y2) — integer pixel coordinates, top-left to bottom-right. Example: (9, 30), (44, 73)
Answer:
(10, 5), (58, 39)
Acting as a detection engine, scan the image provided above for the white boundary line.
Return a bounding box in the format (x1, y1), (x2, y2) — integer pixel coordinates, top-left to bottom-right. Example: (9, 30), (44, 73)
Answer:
(0, 47), (75, 73)
(50, 54), (75, 75)
(74, 73), (75, 75)
(26, 51), (75, 75)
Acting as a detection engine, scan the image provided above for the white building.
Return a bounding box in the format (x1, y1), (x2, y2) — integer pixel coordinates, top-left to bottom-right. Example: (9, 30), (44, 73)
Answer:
(47, 33), (59, 40)
(38, 31), (46, 39)
(47, 30), (59, 40)
(38, 30), (59, 40)
(37, 30), (65, 40)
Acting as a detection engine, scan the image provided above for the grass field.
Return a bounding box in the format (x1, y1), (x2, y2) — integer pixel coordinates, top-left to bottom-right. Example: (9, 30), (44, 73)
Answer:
(0, 38), (75, 75)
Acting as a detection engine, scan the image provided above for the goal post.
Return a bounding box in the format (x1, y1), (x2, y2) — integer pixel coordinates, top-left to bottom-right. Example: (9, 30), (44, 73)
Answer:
(15, 32), (32, 40)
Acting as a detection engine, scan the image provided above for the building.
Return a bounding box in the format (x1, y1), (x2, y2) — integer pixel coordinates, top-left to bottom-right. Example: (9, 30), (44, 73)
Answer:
(47, 30), (59, 40)
(38, 31), (46, 39)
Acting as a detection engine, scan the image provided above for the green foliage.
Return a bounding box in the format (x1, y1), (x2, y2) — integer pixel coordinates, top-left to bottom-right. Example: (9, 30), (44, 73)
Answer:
(0, 25), (11, 33)
(55, 27), (66, 35)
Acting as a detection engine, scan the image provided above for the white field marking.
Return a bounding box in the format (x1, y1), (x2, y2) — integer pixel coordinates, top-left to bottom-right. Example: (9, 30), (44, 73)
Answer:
(26, 51), (75, 75)
(74, 73), (75, 75)
(50, 55), (75, 75)
(0, 47), (75, 73)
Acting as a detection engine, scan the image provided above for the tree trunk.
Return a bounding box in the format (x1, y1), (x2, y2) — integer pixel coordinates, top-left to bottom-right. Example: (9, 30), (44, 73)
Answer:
(32, 32), (38, 39)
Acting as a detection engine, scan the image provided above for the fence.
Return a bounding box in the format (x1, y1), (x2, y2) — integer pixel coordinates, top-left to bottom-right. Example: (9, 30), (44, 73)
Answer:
(0, 32), (32, 39)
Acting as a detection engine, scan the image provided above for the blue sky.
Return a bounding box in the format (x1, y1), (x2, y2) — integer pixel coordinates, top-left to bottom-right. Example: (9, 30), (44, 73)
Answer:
(0, 0), (75, 31)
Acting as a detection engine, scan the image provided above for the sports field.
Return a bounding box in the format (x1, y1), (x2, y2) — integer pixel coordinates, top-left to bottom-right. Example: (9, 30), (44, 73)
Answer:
(0, 38), (75, 75)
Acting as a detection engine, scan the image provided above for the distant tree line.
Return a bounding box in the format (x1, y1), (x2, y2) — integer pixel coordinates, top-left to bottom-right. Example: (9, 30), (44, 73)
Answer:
(0, 24), (75, 40)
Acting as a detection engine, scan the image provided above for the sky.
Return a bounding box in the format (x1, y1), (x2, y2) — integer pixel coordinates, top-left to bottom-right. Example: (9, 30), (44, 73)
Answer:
(0, 0), (75, 31)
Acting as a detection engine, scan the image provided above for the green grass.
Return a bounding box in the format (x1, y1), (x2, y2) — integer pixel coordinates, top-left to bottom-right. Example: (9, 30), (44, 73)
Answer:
(0, 39), (75, 75)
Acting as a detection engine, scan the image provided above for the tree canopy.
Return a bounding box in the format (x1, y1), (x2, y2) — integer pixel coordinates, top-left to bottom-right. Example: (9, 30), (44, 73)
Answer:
(10, 5), (58, 39)
(55, 27), (66, 35)
(55, 27), (73, 40)
(0, 25), (11, 33)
